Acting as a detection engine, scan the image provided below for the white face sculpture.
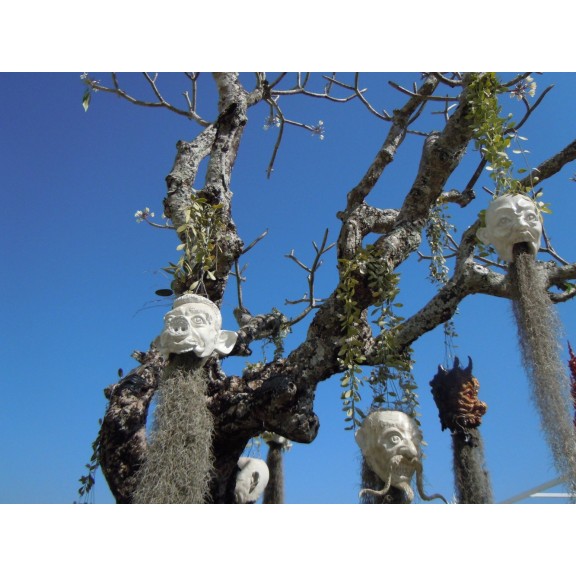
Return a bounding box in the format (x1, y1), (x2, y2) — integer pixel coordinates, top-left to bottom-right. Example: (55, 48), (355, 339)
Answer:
(356, 411), (421, 491)
(157, 294), (238, 359)
(476, 194), (542, 263)
(234, 457), (270, 504)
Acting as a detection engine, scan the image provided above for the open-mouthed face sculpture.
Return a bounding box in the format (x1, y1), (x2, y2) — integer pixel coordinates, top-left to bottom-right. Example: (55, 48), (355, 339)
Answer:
(157, 294), (237, 358)
(476, 194), (542, 263)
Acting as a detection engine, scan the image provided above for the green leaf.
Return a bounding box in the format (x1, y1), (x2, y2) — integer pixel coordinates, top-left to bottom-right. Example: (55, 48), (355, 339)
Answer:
(82, 89), (91, 112)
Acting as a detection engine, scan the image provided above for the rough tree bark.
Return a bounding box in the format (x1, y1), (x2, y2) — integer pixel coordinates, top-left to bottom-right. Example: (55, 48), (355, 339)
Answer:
(91, 73), (576, 503)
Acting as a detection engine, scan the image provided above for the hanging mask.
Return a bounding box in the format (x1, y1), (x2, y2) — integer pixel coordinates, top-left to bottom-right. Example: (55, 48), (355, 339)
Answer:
(476, 194), (542, 263)
(157, 294), (237, 359)
(356, 410), (446, 503)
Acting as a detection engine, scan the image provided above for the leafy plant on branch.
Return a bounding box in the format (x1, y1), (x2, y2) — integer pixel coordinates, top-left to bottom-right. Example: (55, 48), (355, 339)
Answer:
(75, 422), (102, 504)
(165, 196), (224, 295)
(336, 252), (367, 430)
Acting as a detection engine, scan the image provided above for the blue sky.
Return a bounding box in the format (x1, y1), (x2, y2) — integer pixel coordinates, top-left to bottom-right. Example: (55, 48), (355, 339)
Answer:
(2, 72), (576, 505)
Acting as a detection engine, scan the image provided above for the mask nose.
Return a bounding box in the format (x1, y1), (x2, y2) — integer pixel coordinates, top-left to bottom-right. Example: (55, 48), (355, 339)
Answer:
(399, 440), (418, 459)
(515, 214), (533, 229)
(169, 316), (190, 335)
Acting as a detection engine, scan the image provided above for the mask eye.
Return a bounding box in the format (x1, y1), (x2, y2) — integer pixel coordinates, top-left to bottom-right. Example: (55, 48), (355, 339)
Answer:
(390, 434), (401, 444)
(191, 315), (207, 326)
(497, 216), (511, 226)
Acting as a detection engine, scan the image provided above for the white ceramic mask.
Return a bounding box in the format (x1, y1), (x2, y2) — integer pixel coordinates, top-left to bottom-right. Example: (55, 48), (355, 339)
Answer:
(476, 194), (542, 262)
(356, 410), (422, 491)
(234, 457), (270, 504)
(157, 294), (237, 358)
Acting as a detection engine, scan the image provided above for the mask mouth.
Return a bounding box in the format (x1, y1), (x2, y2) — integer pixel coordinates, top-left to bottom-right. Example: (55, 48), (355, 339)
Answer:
(390, 457), (417, 482)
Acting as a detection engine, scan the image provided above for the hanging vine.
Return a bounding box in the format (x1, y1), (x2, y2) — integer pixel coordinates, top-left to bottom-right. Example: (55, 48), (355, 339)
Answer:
(75, 422), (102, 504)
(337, 245), (420, 429)
(336, 251), (369, 430)
(366, 251), (419, 422)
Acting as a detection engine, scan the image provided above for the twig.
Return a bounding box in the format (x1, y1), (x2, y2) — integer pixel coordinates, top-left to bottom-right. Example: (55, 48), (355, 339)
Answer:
(506, 85), (554, 133)
(268, 73), (287, 90)
(541, 227), (570, 266)
(431, 73), (463, 88)
(388, 80), (459, 102)
(271, 72), (359, 103)
(265, 97), (285, 178)
(501, 73), (534, 88)
(284, 229), (335, 326)
(144, 220), (175, 230)
(86, 73), (210, 126)
(241, 229), (269, 255)
(353, 74), (391, 121)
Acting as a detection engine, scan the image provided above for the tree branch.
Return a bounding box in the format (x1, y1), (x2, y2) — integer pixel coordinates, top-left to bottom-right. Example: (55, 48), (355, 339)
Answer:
(343, 75), (440, 211)
(520, 138), (576, 186)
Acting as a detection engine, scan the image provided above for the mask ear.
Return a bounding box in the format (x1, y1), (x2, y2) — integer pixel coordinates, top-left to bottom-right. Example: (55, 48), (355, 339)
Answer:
(214, 330), (238, 356)
(476, 227), (490, 244)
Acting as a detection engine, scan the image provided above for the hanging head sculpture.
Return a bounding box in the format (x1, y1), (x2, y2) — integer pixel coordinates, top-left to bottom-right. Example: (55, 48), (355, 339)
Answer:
(234, 457), (270, 504)
(156, 293), (238, 359)
(355, 410), (447, 503)
(476, 193), (542, 262)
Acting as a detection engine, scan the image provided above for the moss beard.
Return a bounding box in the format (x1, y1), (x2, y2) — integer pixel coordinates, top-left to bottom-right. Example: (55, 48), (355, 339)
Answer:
(132, 366), (214, 503)
(510, 244), (576, 495)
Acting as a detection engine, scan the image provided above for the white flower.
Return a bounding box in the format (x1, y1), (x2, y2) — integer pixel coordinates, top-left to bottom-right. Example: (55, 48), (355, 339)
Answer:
(134, 207), (154, 223)
(510, 76), (537, 100)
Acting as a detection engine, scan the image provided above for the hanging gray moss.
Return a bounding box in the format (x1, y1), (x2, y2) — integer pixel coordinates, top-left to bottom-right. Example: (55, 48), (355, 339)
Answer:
(263, 440), (285, 504)
(510, 244), (576, 494)
(132, 367), (214, 503)
(452, 429), (493, 504)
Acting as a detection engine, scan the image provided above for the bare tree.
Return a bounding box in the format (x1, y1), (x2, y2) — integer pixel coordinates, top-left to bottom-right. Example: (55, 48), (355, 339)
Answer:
(81, 73), (576, 503)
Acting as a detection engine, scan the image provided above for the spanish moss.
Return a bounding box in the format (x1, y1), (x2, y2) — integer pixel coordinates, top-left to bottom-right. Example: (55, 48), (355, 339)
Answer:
(452, 429), (493, 504)
(509, 244), (576, 494)
(132, 367), (214, 503)
(263, 440), (285, 504)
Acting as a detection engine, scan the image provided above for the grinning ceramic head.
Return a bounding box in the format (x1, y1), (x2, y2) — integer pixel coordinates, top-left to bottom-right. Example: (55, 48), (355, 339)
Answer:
(476, 194), (542, 263)
(157, 294), (238, 359)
